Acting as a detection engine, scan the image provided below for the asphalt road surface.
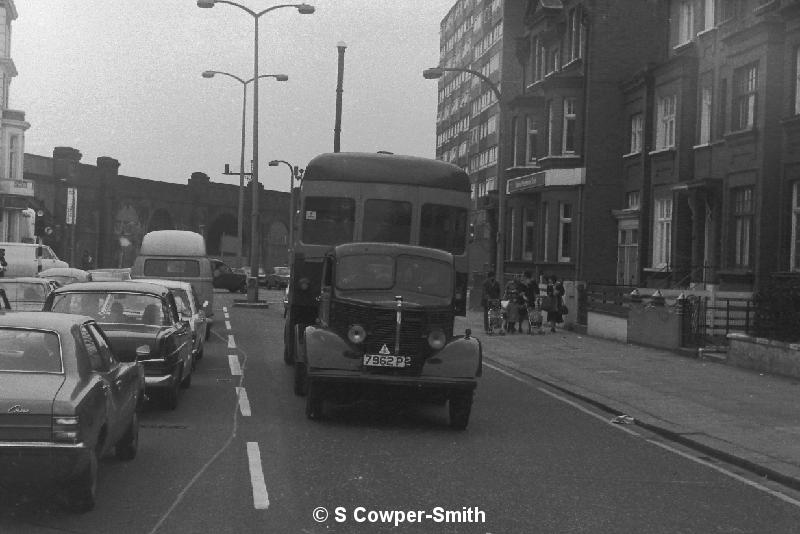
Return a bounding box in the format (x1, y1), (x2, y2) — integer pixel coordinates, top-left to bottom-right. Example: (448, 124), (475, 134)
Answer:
(2, 290), (800, 533)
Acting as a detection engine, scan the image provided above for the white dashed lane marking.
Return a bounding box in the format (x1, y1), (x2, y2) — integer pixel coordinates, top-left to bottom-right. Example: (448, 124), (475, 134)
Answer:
(246, 442), (270, 510)
(227, 335), (236, 349)
(225, 320), (232, 331)
(235, 387), (251, 416)
(228, 354), (242, 376)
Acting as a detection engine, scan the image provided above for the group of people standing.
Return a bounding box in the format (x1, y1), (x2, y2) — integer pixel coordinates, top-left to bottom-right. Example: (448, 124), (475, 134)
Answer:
(481, 270), (565, 334)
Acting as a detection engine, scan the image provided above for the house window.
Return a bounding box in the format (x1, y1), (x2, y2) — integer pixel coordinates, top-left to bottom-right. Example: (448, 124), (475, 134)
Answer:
(542, 202), (550, 263)
(566, 8), (582, 62)
(547, 46), (560, 74)
(630, 113), (643, 153)
(718, 78), (728, 138)
(8, 135), (19, 181)
(617, 223), (639, 286)
(699, 85), (712, 145)
(558, 203), (572, 262)
(732, 187), (754, 268)
(562, 98), (577, 154)
(656, 95), (676, 149)
(536, 40), (546, 81)
(792, 183), (800, 271)
(703, 0), (715, 30)
(511, 117), (519, 166)
(626, 191), (640, 210)
(652, 197), (672, 269)
(546, 102), (554, 155)
(526, 115), (538, 163)
(523, 207), (536, 261)
(678, 0), (695, 44)
(733, 63), (758, 130)
(507, 207), (515, 261)
(794, 47), (800, 116)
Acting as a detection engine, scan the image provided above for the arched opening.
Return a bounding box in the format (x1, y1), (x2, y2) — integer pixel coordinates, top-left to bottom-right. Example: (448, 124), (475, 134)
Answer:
(206, 212), (238, 258)
(149, 208), (174, 232)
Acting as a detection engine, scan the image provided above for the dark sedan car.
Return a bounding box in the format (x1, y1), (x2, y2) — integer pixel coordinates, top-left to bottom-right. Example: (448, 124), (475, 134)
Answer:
(44, 281), (193, 410)
(210, 258), (247, 292)
(0, 312), (142, 512)
(266, 266), (290, 289)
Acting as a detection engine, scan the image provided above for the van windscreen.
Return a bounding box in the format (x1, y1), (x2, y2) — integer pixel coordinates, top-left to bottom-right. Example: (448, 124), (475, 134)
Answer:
(143, 259), (200, 277)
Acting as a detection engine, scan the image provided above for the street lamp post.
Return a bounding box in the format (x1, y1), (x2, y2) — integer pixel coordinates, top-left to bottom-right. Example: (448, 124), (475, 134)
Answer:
(201, 70), (288, 267)
(268, 159), (299, 262)
(198, 0), (315, 302)
(334, 41), (346, 152)
(423, 66), (506, 283)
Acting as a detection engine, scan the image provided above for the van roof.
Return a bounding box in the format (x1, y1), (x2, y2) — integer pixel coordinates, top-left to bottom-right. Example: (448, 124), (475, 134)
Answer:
(138, 230), (207, 256)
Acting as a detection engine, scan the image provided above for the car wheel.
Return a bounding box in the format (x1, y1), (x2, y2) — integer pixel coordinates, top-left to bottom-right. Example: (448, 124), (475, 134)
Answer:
(448, 390), (473, 430)
(164, 370), (181, 410)
(181, 364), (192, 389)
(63, 448), (98, 513)
(115, 412), (139, 461)
(305, 381), (323, 420)
(293, 362), (307, 396)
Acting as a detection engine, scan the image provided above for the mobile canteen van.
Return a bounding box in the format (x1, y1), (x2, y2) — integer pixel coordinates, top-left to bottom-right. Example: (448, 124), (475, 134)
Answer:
(0, 242), (68, 277)
(131, 230), (214, 338)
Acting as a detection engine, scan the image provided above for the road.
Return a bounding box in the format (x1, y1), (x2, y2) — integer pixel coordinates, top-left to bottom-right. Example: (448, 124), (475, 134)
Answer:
(2, 289), (800, 533)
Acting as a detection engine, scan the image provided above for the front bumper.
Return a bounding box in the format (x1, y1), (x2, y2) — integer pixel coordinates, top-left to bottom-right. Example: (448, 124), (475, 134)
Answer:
(307, 369), (477, 391)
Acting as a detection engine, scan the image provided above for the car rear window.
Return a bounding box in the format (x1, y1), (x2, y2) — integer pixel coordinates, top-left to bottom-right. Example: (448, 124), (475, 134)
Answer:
(144, 259), (200, 277)
(0, 329), (63, 373)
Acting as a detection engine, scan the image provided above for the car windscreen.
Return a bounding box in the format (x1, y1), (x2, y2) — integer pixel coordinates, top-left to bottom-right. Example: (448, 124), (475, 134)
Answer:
(50, 291), (166, 326)
(274, 267), (290, 276)
(0, 281), (46, 302)
(0, 328), (63, 373)
(335, 254), (452, 297)
(143, 259), (200, 277)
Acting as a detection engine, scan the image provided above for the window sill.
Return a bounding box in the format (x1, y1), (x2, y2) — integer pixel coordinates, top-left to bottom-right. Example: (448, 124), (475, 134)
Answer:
(692, 143), (712, 150)
(538, 154), (582, 163)
(754, 0), (779, 16)
(622, 151), (642, 159)
(673, 40), (694, 52)
(643, 267), (671, 273)
(696, 27), (717, 39)
(648, 147), (675, 156)
(724, 128), (757, 142)
(561, 58), (582, 70)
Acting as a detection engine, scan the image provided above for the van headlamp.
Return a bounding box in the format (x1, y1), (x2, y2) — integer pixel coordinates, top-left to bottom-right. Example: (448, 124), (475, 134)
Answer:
(427, 329), (446, 350)
(347, 324), (366, 344)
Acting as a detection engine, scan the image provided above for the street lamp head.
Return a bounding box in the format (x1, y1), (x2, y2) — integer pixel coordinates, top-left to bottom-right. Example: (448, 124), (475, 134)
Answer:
(297, 3), (315, 14)
(274, 74), (289, 82)
(337, 41), (347, 49)
(422, 67), (444, 80)
(197, 0), (215, 7)
(201, 70), (215, 78)
(268, 160), (279, 166)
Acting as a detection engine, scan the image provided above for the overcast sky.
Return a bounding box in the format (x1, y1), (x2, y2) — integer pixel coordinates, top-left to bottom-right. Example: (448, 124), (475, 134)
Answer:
(12, 1), (451, 192)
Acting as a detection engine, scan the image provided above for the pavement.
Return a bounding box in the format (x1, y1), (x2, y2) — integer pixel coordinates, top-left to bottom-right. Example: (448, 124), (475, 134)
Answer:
(456, 309), (800, 492)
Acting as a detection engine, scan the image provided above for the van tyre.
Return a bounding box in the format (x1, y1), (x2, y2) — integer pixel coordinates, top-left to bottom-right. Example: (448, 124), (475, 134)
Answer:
(115, 412), (139, 461)
(294, 362), (307, 396)
(448, 390), (473, 430)
(305, 381), (323, 420)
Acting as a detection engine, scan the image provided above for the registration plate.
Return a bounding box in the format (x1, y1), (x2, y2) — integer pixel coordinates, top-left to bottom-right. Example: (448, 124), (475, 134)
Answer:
(363, 354), (411, 368)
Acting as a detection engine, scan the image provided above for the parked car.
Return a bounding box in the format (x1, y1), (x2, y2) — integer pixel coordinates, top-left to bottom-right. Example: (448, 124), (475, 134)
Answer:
(266, 266), (290, 289)
(240, 265), (267, 286)
(44, 281), (193, 410)
(0, 312), (143, 512)
(87, 268), (132, 281)
(292, 243), (481, 428)
(210, 258), (247, 292)
(0, 242), (68, 277)
(132, 278), (208, 361)
(0, 277), (59, 311)
(37, 267), (92, 286)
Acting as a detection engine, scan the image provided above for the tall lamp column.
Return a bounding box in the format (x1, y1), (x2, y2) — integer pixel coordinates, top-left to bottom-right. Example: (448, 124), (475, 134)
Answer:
(423, 66), (505, 282)
(198, 0), (315, 302)
(268, 159), (299, 262)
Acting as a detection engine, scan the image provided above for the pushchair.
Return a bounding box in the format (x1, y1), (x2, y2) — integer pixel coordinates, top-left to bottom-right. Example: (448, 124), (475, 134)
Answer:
(487, 298), (505, 335)
(526, 295), (544, 335)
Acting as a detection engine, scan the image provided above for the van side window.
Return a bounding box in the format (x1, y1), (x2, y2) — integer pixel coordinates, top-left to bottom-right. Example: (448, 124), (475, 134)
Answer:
(143, 259), (200, 277)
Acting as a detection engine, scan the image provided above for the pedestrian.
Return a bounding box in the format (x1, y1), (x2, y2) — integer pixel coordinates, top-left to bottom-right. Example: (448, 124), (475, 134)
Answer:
(0, 248), (7, 278)
(545, 276), (565, 333)
(80, 249), (95, 270)
(518, 270), (539, 333)
(502, 279), (520, 333)
(481, 271), (501, 334)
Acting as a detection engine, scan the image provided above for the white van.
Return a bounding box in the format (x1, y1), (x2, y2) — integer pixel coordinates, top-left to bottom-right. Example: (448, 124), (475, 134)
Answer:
(0, 242), (68, 277)
(131, 230), (215, 338)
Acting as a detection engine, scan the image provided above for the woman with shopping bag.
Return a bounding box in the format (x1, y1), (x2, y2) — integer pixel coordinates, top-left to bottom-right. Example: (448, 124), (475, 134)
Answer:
(544, 276), (565, 333)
